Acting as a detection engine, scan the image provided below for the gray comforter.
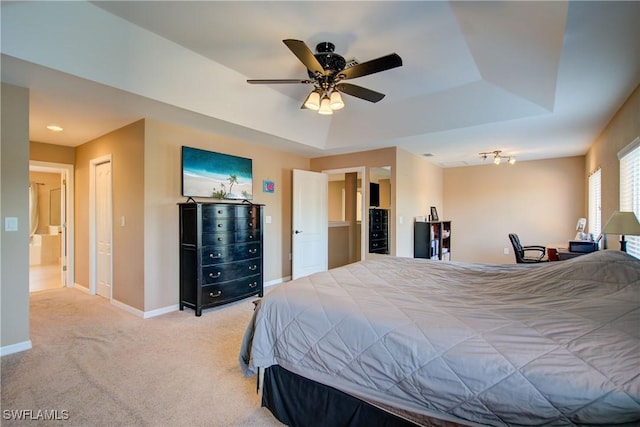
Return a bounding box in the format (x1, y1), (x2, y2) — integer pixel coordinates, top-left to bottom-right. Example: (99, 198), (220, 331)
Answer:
(240, 250), (640, 426)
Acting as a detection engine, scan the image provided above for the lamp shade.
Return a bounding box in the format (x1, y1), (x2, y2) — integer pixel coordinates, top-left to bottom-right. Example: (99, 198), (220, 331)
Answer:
(602, 211), (640, 235)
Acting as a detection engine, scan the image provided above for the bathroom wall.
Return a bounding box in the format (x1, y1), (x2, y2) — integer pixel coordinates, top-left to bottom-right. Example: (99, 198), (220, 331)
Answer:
(29, 171), (61, 235)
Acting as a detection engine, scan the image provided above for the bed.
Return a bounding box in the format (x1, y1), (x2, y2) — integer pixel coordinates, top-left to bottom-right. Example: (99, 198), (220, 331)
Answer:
(240, 250), (640, 426)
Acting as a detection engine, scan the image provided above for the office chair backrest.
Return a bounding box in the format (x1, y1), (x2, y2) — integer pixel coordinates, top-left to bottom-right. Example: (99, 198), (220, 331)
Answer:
(508, 233), (524, 257)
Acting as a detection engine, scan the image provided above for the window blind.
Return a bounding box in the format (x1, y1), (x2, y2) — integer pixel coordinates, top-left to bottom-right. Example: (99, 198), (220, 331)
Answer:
(588, 168), (601, 241)
(619, 137), (640, 258)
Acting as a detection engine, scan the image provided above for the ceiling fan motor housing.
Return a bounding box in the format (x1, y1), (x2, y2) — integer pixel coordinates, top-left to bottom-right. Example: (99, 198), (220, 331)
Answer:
(307, 42), (347, 78)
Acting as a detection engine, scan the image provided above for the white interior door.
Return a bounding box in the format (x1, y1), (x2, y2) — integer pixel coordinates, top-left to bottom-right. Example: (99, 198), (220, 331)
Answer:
(95, 161), (112, 299)
(292, 169), (328, 279)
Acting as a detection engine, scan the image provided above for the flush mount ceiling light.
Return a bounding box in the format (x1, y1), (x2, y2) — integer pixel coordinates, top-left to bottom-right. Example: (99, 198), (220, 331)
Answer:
(248, 39), (402, 115)
(46, 125), (64, 132)
(479, 150), (516, 165)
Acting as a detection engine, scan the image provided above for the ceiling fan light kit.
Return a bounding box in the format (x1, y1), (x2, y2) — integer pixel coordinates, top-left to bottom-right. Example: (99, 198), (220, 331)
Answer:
(247, 39), (402, 115)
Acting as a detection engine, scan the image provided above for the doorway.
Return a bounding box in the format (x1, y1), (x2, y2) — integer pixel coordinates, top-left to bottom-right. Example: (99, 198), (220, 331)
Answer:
(28, 161), (74, 292)
(324, 167), (367, 268)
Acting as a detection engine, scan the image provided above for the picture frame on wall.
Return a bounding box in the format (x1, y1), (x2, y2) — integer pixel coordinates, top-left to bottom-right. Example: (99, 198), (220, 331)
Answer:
(430, 206), (439, 222)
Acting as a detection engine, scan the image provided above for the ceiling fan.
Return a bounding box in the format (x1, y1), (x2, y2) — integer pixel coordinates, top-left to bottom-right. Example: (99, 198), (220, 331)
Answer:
(247, 39), (403, 114)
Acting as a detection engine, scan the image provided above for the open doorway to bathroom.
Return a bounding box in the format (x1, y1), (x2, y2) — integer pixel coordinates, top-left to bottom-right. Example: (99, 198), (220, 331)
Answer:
(29, 161), (74, 292)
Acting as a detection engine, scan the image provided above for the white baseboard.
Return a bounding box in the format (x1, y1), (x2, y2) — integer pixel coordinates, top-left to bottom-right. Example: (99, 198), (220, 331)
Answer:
(143, 304), (179, 319)
(1, 340), (32, 357)
(265, 276), (290, 287)
(73, 283), (90, 294)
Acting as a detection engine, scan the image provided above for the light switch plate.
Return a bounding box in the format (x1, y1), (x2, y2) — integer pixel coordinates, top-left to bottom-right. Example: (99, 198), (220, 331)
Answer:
(5, 217), (18, 231)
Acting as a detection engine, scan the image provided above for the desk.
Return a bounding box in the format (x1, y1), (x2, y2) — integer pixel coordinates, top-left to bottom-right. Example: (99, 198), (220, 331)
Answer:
(547, 243), (592, 261)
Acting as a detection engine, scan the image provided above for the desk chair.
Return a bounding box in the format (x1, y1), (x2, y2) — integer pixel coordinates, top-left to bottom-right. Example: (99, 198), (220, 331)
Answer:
(508, 233), (546, 263)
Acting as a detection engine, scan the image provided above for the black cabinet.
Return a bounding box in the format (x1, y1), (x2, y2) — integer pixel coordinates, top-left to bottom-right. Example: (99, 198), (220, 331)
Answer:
(369, 208), (389, 254)
(414, 220), (451, 261)
(179, 202), (264, 316)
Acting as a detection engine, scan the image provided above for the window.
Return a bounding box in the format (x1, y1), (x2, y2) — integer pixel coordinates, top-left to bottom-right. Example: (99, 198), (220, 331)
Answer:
(588, 168), (601, 241)
(618, 137), (640, 257)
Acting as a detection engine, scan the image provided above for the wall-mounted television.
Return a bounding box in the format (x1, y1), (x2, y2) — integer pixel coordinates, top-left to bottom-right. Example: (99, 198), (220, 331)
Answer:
(181, 146), (253, 200)
(370, 182), (380, 207)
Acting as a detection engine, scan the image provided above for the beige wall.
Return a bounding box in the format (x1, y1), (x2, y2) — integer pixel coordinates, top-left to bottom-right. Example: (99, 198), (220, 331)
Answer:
(444, 156), (585, 264)
(75, 120), (145, 310)
(30, 141), (75, 165)
(395, 148), (443, 258)
(29, 171), (62, 234)
(586, 84), (640, 248)
(1, 83), (31, 350)
(143, 120), (309, 311)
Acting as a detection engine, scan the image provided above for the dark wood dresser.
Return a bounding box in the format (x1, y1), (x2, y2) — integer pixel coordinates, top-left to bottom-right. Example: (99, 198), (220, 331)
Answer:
(178, 202), (264, 316)
(369, 208), (389, 254)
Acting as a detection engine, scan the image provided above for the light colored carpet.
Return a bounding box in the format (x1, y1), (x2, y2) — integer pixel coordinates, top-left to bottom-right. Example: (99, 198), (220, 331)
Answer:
(1, 288), (284, 426)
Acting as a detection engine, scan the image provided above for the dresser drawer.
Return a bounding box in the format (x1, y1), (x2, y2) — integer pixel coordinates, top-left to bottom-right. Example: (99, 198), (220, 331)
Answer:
(201, 275), (261, 305)
(370, 222), (388, 232)
(202, 205), (235, 219)
(369, 241), (388, 252)
(202, 230), (260, 246)
(235, 204), (260, 218)
(202, 219), (235, 233)
(202, 242), (261, 265)
(235, 217), (260, 231)
(236, 229), (260, 243)
(370, 230), (387, 240)
(202, 258), (262, 285)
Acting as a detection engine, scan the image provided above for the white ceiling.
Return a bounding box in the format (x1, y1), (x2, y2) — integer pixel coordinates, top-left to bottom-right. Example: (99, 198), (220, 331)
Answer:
(1, 1), (639, 166)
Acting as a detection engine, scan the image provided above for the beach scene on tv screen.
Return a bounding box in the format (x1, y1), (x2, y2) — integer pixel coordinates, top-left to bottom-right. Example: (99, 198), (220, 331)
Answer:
(182, 147), (253, 200)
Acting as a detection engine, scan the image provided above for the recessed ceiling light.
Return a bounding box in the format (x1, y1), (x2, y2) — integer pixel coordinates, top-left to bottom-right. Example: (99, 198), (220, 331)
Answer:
(46, 125), (63, 132)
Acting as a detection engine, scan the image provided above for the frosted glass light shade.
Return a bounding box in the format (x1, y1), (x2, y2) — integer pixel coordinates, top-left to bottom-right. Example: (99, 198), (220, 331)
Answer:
(304, 91), (320, 110)
(329, 91), (344, 110)
(318, 96), (333, 115)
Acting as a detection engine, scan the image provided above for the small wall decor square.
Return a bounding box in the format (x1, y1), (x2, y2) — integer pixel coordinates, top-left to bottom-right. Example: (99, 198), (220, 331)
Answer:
(263, 180), (275, 194)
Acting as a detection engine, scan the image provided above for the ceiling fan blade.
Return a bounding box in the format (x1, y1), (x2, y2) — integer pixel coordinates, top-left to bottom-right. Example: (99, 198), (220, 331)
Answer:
(339, 53), (402, 80)
(336, 83), (385, 103)
(283, 39), (325, 75)
(247, 79), (313, 84)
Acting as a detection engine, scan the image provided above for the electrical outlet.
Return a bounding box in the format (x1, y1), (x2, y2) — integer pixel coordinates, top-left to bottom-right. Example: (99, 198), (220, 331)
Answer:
(503, 247), (509, 255)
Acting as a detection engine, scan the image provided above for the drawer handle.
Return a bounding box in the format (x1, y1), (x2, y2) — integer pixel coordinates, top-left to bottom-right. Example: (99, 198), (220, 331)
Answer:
(248, 265), (257, 271)
(209, 253), (222, 259)
(249, 282), (258, 288)
(209, 291), (222, 298)
(248, 222), (253, 227)
(248, 248), (257, 254)
(217, 210), (223, 214)
(209, 272), (221, 279)
(249, 235), (254, 239)
(217, 237), (224, 242)
(217, 223), (223, 228)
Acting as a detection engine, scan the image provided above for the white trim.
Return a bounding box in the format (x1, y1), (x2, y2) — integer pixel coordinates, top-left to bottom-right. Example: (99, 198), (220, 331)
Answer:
(143, 304), (179, 319)
(1, 340), (33, 356)
(89, 155), (113, 298)
(110, 298), (144, 317)
(110, 299), (179, 319)
(73, 283), (91, 294)
(265, 276), (290, 287)
(617, 136), (640, 160)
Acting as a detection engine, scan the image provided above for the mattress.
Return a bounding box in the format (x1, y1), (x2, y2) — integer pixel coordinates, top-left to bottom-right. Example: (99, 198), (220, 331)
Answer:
(240, 250), (640, 426)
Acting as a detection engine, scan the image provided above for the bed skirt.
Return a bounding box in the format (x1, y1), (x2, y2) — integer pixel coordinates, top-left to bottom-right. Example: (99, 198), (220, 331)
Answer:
(262, 365), (421, 427)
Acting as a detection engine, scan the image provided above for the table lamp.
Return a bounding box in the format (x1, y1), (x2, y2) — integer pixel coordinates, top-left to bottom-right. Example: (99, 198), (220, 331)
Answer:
(601, 211), (640, 252)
